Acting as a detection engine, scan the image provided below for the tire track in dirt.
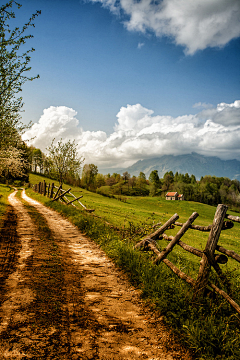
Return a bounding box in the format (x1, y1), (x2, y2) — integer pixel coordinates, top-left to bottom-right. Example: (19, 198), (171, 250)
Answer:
(0, 190), (72, 359)
(20, 189), (192, 360)
(0, 190), (35, 337)
(0, 205), (20, 293)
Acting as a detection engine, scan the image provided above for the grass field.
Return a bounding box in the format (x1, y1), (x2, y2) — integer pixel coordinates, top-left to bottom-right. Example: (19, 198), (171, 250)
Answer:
(1, 174), (240, 359)
(28, 173), (240, 279)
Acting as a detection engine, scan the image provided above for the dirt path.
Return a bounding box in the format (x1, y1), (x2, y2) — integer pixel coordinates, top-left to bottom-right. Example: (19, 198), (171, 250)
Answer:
(0, 189), (192, 360)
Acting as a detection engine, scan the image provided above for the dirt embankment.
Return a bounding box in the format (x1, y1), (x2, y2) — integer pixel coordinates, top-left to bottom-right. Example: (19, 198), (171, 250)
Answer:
(0, 189), (192, 360)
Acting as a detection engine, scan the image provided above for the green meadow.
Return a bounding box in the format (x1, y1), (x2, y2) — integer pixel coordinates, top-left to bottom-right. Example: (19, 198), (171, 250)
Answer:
(1, 173), (239, 359)
(28, 173), (240, 279)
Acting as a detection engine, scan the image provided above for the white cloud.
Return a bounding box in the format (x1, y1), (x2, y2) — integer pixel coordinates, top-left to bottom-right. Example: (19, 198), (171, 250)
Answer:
(90, 0), (240, 54)
(137, 42), (145, 49)
(22, 106), (81, 149)
(193, 102), (214, 109)
(198, 100), (240, 126)
(23, 100), (240, 169)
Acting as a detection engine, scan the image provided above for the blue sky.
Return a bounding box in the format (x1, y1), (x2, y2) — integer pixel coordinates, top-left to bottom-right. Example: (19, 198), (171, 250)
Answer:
(13, 0), (240, 169)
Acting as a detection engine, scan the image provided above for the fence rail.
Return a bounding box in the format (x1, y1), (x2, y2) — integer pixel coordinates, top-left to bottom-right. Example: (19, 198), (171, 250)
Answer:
(31, 181), (95, 212)
(135, 204), (240, 315)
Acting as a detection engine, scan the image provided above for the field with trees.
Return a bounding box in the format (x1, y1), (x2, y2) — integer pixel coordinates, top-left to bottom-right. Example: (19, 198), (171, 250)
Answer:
(26, 145), (240, 212)
(21, 173), (240, 359)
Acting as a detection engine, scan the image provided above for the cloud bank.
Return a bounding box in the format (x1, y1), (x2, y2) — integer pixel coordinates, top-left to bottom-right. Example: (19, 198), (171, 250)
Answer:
(22, 100), (240, 169)
(89, 0), (240, 54)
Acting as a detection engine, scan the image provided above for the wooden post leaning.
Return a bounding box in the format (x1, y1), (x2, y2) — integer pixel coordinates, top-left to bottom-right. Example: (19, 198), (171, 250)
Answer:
(47, 183), (50, 197)
(193, 204), (228, 300)
(52, 188), (71, 202)
(67, 195), (83, 205)
(43, 180), (46, 196)
(135, 213), (179, 250)
(154, 212), (199, 264)
(50, 183), (55, 198)
(53, 184), (62, 200)
(161, 233), (228, 264)
(146, 240), (196, 287)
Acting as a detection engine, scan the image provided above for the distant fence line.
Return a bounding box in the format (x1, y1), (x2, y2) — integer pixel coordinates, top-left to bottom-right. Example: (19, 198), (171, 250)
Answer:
(31, 180), (94, 212)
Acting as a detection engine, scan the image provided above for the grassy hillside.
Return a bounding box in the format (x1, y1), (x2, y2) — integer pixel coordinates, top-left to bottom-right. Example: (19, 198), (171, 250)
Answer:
(29, 174), (240, 277)
(25, 174), (240, 359)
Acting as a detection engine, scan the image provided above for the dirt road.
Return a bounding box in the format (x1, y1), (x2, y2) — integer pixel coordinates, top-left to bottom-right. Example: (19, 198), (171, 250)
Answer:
(0, 189), (192, 359)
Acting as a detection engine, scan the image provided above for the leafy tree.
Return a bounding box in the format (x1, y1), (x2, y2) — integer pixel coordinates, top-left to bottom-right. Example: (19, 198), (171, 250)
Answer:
(106, 176), (117, 187)
(183, 173), (191, 184)
(191, 174), (197, 184)
(112, 172), (121, 182)
(30, 148), (44, 173)
(0, 1), (40, 181)
(95, 173), (106, 188)
(149, 170), (160, 196)
(162, 171), (174, 191)
(122, 171), (130, 183)
(47, 139), (84, 185)
(122, 171), (130, 191)
(81, 163), (98, 190)
(136, 172), (147, 193)
(129, 175), (136, 189)
(0, 145), (27, 181)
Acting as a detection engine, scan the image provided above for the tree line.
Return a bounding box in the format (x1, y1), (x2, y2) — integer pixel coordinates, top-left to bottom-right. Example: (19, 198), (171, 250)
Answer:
(25, 144), (240, 210)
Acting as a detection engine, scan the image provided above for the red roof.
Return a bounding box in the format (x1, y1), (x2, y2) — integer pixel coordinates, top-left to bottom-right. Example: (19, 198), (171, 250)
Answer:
(178, 194), (183, 197)
(166, 192), (178, 196)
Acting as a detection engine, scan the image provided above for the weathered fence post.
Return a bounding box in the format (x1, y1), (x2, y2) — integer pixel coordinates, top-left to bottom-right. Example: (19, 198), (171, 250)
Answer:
(50, 183), (54, 198)
(43, 180), (46, 196)
(193, 204), (228, 300)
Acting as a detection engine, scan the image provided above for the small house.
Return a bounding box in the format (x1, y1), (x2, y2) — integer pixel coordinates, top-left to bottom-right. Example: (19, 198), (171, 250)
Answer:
(178, 194), (184, 201)
(165, 192), (184, 200)
(165, 192), (178, 200)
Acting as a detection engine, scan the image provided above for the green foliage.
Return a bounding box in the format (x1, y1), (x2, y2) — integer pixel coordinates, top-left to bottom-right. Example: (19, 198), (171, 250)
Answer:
(0, 1), (40, 182)
(81, 163), (98, 190)
(162, 171), (240, 210)
(149, 170), (161, 196)
(47, 138), (84, 185)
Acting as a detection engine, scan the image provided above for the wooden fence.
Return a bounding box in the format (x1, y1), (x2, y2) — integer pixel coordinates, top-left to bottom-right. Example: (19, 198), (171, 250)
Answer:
(31, 180), (94, 212)
(135, 204), (240, 315)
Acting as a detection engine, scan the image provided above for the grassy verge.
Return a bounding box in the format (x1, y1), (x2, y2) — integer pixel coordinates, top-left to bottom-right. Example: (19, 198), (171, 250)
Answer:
(0, 184), (13, 228)
(25, 184), (240, 360)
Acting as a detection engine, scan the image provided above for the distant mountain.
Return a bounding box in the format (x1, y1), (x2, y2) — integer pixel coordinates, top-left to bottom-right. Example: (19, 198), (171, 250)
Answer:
(122, 153), (240, 180)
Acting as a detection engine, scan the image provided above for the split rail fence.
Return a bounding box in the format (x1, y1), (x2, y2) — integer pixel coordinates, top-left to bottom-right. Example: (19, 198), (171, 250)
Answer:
(135, 204), (240, 315)
(32, 180), (95, 212)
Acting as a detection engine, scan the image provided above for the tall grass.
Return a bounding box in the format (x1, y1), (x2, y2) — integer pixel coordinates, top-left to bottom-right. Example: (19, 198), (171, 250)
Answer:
(25, 184), (240, 360)
(0, 184), (13, 228)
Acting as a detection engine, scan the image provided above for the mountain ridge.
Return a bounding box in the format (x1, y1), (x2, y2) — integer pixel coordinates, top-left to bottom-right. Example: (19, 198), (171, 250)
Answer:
(99, 153), (240, 180)
(124, 153), (240, 180)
